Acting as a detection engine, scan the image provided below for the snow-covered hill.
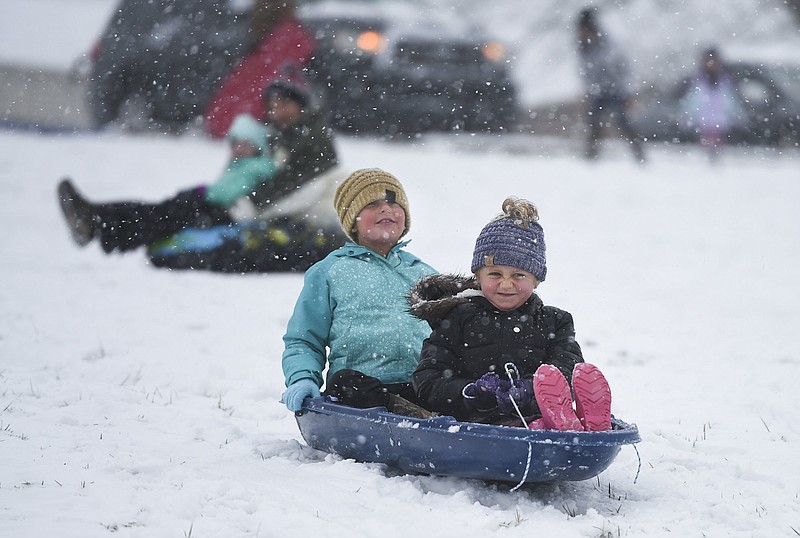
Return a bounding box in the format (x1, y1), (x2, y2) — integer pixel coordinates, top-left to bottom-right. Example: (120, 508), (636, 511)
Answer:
(2, 1), (800, 537)
(2, 126), (799, 538)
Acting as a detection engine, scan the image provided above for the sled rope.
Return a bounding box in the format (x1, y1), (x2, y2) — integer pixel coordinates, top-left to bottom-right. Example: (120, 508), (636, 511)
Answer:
(503, 363), (535, 492)
(632, 443), (642, 484)
(503, 362), (531, 428)
(510, 442), (533, 492)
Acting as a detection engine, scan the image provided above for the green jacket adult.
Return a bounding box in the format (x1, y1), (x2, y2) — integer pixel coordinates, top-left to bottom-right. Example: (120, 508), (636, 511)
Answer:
(282, 240), (437, 390)
(250, 109), (338, 208)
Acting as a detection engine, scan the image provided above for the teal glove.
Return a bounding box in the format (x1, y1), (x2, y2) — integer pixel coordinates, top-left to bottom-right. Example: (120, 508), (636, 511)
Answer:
(282, 379), (321, 411)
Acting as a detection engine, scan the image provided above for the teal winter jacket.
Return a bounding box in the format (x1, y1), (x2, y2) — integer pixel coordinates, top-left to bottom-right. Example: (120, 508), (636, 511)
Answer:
(282, 240), (437, 389)
(204, 154), (275, 208)
(204, 114), (275, 207)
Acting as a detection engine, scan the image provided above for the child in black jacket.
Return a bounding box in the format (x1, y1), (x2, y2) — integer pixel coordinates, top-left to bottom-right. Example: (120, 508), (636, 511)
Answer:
(410, 197), (612, 431)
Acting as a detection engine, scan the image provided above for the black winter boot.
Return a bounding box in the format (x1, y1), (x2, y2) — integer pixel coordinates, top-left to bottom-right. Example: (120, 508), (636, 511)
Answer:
(57, 178), (98, 246)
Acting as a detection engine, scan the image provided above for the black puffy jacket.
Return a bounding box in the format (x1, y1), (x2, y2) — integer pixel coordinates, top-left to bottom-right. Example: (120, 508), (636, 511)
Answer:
(409, 274), (584, 422)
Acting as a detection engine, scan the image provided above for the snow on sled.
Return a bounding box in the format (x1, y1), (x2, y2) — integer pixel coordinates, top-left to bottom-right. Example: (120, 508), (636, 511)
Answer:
(295, 396), (640, 485)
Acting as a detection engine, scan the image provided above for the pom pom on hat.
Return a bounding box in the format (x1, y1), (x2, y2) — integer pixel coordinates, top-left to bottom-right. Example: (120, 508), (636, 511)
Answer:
(471, 197), (547, 281)
(334, 168), (410, 242)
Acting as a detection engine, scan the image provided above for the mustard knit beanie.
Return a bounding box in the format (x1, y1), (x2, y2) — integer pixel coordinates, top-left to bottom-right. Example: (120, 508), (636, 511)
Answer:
(334, 168), (410, 242)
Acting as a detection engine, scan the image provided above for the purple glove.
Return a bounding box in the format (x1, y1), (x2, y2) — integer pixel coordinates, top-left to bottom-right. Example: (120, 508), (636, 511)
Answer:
(495, 378), (534, 415)
(474, 372), (502, 393)
(462, 372), (501, 411)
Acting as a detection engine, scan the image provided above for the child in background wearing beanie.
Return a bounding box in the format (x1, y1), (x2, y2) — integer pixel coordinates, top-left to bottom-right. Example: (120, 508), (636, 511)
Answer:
(410, 197), (612, 431)
(281, 168), (437, 417)
(57, 114), (275, 253)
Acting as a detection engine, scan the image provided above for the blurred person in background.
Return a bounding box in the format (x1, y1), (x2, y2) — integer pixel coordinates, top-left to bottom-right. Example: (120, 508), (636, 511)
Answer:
(57, 114), (273, 253)
(58, 78), (339, 254)
(679, 47), (744, 161)
(576, 7), (645, 163)
(248, 72), (344, 214)
(203, 0), (316, 139)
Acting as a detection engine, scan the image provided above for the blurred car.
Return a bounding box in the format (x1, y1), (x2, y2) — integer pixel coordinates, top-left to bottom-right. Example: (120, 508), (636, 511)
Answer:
(300, 8), (518, 134)
(630, 61), (800, 146)
(87, 0), (252, 130)
(86, 0), (517, 135)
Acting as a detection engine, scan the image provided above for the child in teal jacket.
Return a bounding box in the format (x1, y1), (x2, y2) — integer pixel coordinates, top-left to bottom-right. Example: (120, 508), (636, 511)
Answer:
(281, 168), (436, 414)
(204, 114), (275, 206)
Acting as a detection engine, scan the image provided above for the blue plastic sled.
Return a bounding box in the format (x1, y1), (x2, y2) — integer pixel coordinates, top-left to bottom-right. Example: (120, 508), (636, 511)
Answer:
(295, 397), (640, 485)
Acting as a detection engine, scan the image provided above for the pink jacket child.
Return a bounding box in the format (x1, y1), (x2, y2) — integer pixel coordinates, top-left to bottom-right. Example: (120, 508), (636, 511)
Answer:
(680, 47), (744, 158)
(204, 4), (315, 139)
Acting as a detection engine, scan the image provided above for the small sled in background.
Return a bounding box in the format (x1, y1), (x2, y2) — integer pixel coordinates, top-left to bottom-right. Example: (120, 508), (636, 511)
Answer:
(295, 396), (640, 486)
(147, 216), (345, 273)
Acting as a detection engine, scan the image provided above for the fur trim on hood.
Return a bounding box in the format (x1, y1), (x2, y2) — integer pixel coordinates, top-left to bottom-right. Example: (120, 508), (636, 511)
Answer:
(407, 273), (482, 326)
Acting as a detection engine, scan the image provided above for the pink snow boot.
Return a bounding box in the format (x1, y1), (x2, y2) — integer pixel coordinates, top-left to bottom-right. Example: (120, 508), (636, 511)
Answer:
(572, 363), (612, 431)
(532, 365), (584, 431)
(527, 418), (546, 430)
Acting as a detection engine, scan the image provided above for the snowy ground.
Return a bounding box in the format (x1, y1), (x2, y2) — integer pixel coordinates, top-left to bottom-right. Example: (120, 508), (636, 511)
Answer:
(2, 0), (800, 535)
(1, 127), (799, 536)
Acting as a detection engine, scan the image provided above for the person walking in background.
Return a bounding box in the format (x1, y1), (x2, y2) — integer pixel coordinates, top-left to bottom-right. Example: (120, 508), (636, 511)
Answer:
(411, 197), (612, 431)
(281, 168), (437, 417)
(679, 47), (744, 161)
(576, 7), (645, 163)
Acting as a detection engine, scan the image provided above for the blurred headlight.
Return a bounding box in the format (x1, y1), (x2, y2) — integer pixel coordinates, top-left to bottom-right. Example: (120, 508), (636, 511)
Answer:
(482, 41), (505, 62)
(357, 30), (386, 54)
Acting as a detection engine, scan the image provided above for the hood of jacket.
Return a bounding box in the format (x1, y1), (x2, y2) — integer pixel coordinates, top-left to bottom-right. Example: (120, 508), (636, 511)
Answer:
(407, 273), (482, 326)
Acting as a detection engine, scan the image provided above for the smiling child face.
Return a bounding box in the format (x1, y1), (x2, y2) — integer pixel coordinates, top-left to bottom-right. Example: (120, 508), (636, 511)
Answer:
(354, 198), (406, 257)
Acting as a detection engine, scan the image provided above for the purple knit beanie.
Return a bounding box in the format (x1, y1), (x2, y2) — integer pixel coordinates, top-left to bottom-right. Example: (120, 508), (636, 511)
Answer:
(470, 197), (547, 281)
